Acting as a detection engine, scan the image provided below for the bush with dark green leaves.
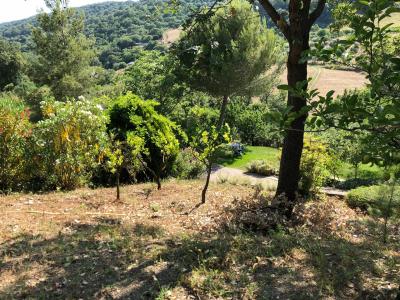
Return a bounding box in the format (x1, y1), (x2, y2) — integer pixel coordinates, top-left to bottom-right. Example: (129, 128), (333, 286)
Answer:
(327, 178), (379, 191)
(108, 93), (184, 189)
(347, 185), (400, 218)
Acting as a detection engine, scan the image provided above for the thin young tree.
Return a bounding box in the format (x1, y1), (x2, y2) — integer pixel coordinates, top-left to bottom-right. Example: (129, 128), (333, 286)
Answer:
(175, 0), (280, 202)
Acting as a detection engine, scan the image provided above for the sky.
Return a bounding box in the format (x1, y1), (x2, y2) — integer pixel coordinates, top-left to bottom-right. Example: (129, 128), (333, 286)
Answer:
(0, 0), (128, 24)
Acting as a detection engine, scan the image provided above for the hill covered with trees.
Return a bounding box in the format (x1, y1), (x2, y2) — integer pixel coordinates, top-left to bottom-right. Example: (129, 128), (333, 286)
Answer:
(0, 0), (211, 69)
(0, 0), (338, 69)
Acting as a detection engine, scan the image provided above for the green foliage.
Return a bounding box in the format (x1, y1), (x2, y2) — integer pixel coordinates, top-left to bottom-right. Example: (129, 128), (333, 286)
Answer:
(347, 185), (400, 218)
(191, 125), (231, 168)
(311, 0), (400, 168)
(0, 39), (24, 91)
(299, 137), (338, 197)
(0, 95), (32, 192)
(24, 85), (55, 122)
(185, 105), (220, 141)
(108, 93), (184, 188)
(31, 0), (96, 100)
(245, 160), (278, 176)
(105, 135), (125, 176)
(175, 0), (280, 99)
(226, 99), (284, 146)
(122, 50), (186, 114)
(332, 178), (379, 191)
(320, 128), (367, 179)
(0, 0), (212, 69)
(32, 97), (108, 190)
(171, 148), (206, 179)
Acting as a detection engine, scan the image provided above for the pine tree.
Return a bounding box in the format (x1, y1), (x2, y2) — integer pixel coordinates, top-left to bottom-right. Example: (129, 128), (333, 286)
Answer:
(31, 0), (95, 100)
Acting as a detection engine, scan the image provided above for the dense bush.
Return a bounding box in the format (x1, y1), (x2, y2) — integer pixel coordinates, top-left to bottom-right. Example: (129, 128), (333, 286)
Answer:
(0, 95), (32, 193)
(171, 148), (205, 179)
(32, 98), (108, 190)
(299, 137), (338, 197)
(108, 93), (183, 189)
(326, 177), (379, 191)
(226, 100), (283, 147)
(347, 185), (400, 218)
(245, 160), (277, 176)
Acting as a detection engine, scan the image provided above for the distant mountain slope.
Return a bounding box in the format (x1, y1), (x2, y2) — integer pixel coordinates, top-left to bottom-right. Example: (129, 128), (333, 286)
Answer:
(0, 0), (211, 68)
(6, 1), (393, 69)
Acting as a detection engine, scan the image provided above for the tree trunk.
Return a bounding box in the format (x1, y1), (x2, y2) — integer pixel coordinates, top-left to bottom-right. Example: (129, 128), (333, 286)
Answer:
(201, 163), (212, 203)
(354, 163), (359, 179)
(156, 174), (162, 190)
(201, 95), (229, 204)
(259, 1), (326, 219)
(116, 172), (120, 201)
(217, 95), (229, 129)
(275, 24), (310, 218)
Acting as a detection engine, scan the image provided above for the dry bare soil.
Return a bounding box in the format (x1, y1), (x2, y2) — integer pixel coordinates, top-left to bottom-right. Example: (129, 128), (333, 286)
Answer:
(0, 180), (399, 299)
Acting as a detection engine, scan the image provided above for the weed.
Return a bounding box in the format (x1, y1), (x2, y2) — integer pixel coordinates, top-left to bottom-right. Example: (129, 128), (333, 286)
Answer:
(150, 203), (161, 212)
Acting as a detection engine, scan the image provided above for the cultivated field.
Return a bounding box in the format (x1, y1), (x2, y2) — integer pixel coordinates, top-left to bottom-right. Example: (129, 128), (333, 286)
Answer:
(281, 66), (368, 97)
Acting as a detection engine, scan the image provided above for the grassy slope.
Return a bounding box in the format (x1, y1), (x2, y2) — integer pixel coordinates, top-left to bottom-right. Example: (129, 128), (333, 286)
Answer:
(0, 181), (398, 299)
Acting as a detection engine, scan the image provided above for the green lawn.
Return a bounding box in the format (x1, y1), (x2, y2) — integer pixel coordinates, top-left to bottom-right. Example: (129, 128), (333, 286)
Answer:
(218, 146), (281, 170)
(219, 145), (384, 181)
(338, 162), (384, 180)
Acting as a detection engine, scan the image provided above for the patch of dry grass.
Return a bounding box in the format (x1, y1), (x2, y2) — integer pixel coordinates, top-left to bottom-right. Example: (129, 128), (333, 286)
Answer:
(0, 181), (399, 299)
(280, 66), (368, 97)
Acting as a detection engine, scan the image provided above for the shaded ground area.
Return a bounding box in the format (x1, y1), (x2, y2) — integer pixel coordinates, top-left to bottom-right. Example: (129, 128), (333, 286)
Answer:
(0, 181), (399, 299)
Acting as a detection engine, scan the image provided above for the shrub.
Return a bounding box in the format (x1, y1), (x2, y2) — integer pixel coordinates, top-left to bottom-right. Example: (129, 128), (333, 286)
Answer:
(108, 93), (184, 189)
(346, 185), (400, 218)
(245, 160), (277, 176)
(327, 177), (379, 190)
(299, 137), (337, 197)
(0, 95), (32, 192)
(171, 148), (205, 179)
(32, 98), (108, 190)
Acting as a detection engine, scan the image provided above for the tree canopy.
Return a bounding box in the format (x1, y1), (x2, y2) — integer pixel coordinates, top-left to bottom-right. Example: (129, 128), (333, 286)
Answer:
(175, 0), (281, 99)
(0, 39), (24, 91)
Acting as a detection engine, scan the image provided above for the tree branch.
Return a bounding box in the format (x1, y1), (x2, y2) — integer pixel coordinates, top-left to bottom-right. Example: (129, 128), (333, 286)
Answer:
(308, 0), (326, 27)
(258, 0), (290, 40)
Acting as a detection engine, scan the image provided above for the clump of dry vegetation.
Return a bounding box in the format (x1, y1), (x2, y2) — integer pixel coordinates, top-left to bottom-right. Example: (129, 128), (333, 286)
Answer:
(0, 181), (399, 299)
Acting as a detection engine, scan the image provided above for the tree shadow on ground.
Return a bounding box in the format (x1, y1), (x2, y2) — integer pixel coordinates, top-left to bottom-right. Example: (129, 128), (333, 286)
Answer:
(0, 215), (399, 299)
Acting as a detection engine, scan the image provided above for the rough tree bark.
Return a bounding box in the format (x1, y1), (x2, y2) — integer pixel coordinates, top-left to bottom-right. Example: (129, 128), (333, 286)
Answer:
(259, 0), (326, 217)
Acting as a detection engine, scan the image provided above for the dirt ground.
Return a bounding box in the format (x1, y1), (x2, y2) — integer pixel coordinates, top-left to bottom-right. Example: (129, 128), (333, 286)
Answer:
(0, 180), (399, 299)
